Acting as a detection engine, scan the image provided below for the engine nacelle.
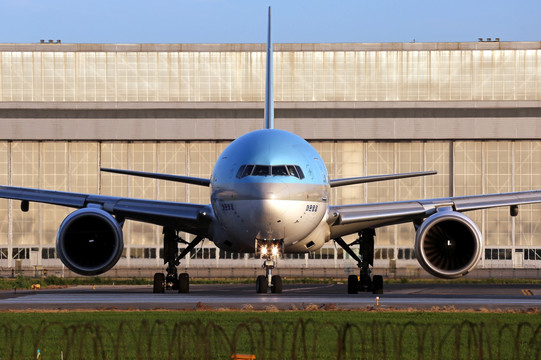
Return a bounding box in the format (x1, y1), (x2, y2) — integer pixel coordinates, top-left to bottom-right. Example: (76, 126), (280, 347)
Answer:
(415, 211), (482, 279)
(56, 208), (124, 276)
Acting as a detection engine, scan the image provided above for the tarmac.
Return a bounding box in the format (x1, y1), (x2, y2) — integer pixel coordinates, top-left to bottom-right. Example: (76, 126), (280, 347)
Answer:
(0, 282), (539, 311)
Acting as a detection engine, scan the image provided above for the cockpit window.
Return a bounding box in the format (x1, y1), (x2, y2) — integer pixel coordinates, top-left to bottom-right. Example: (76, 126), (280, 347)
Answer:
(236, 165), (246, 178)
(294, 165), (305, 179)
(286, 165), (298, 178)
(237, 164), (305, 179)
(253, 165), (270, 176)
(241, 164), (254, 178)
(272, 165), (288, 176)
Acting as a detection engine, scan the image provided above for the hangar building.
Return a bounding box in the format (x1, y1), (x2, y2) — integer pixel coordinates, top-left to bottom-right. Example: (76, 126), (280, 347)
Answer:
(0, 40), (540, 273)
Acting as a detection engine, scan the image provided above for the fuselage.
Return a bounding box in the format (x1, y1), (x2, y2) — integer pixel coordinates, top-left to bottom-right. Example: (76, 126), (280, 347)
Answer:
(210, 129), (331, 253)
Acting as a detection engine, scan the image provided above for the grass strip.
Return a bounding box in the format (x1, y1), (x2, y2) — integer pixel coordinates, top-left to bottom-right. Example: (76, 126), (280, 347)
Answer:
(2, 275), (541, 290)
(0, 311), (539, 359)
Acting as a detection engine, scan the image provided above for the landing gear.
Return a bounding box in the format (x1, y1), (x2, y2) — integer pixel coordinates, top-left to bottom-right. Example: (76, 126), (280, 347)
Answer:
(153, 273), (165, 293)
(347, 274), (358, 294)
(256, 275), (267, 293)
(153, 227), (203, 294)
(165, 261), (178, 290)
(372, 274), (383, 295)
(255, 240), (283, 294)
(178, 272), (189, 293)
(271, 274), (282, 293)
(256, 258), (282, 294)
(335, 229), (383, 295)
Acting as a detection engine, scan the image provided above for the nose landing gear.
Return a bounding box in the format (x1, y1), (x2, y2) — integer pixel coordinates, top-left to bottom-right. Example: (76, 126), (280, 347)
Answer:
(256, 259), (282, 293)
(255, 240), (283, 294)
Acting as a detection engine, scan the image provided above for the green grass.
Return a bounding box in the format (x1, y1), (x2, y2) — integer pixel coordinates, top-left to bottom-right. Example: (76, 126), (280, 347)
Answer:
(0, 311), (539, 359)
(0, 275), (151, 290)
(2, 275), (541, 290)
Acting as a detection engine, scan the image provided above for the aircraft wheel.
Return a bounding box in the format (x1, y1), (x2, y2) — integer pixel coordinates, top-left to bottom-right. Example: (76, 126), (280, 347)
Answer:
(347, 274), (359, 294)
(178, 273), (189, 293)
(256, 275), (268, 293)
(153, 273), (165, 293)
(271, 275), (282, 293)
(372, 275), (383, 294)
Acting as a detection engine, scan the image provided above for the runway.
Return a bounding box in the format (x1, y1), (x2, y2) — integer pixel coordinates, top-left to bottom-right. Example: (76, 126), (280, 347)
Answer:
(0, 283), (540, 311)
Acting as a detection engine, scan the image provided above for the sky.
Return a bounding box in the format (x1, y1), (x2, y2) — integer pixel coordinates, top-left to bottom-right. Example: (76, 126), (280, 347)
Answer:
(0, 0), (540, 44)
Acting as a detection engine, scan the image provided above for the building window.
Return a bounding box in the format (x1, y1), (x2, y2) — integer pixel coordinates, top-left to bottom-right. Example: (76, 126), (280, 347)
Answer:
(190, 248), (216, 259)
(42, 248), (56, 259)
(283, 253), (305, 260)
(12, 248), (29, 260)
(130, 248), (157, 259)
(522, 249), (541, 261)
(375, 248), (395, 260)
(219, 250), (243, 260)
(145, 248), (156, 259)
(484, 248), (512, 260)
(397, 248), (416, 260)
(310, 248), (335, 260)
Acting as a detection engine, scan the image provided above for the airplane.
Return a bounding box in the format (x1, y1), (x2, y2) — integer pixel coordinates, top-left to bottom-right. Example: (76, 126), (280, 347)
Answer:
(1, 8), (541, 295)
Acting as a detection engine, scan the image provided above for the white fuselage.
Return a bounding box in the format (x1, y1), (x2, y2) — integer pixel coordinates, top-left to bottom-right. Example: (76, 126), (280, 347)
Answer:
(210, 129), (331, 253)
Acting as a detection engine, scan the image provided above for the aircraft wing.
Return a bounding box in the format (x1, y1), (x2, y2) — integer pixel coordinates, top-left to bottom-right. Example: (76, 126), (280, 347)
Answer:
(330, 171), (436, 187)
(100, 168), (211, 187)
(329, 190), (541, 238)
(0, 185), (212, 236)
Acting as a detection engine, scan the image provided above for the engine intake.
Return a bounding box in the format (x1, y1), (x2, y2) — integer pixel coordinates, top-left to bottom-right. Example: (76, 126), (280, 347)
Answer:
(415, 211), (482, 279)
(56, 208), (124, 276)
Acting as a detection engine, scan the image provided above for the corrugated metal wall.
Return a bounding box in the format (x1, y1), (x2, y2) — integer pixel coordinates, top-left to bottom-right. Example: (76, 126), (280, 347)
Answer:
(1, 45), (540, 102)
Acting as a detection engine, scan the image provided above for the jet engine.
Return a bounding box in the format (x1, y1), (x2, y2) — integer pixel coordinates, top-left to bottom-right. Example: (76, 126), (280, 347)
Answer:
(414, 210), (482, 279)
(56, 208), (124, 276)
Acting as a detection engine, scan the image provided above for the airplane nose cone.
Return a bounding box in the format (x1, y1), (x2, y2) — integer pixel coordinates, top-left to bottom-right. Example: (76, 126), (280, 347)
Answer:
(243, 183), (289, 239)
(247, 199), (286, 240)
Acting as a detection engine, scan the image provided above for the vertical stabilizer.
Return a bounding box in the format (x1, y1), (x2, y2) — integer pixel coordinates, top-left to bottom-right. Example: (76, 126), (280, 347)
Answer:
(264, 6), (274, 129)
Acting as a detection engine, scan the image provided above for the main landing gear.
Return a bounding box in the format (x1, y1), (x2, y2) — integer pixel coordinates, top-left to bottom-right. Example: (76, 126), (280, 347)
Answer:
(334, 229), (383, 295)
(255, 240), (282, 294)
(153, 227), (203, 294)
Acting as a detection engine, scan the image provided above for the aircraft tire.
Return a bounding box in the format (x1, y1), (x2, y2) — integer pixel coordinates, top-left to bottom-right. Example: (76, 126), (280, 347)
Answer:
(347, 275), (359, 294)
(256, 275), (268, 293)
(153, 273), (165, 293)
(372, 275), (383, 294)
(271, 275), (282, 293)
(178, 273), (189, 293)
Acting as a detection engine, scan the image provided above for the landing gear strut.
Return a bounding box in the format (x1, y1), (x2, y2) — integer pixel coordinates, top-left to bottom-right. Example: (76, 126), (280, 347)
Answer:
(153, 227), (203, 294)
(335, 229), (383, 295)
(255, 240), (282, 294)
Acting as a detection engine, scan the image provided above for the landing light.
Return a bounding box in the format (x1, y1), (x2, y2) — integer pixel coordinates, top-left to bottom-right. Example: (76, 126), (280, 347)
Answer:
(255, 239), (283, 258)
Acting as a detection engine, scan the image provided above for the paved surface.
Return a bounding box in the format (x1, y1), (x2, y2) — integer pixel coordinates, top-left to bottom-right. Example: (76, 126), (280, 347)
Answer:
(0, 283), (540, 311)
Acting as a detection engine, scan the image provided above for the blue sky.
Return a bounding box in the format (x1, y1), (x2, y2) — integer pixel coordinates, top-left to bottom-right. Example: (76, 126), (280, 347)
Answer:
(1, 0), (539, 44)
